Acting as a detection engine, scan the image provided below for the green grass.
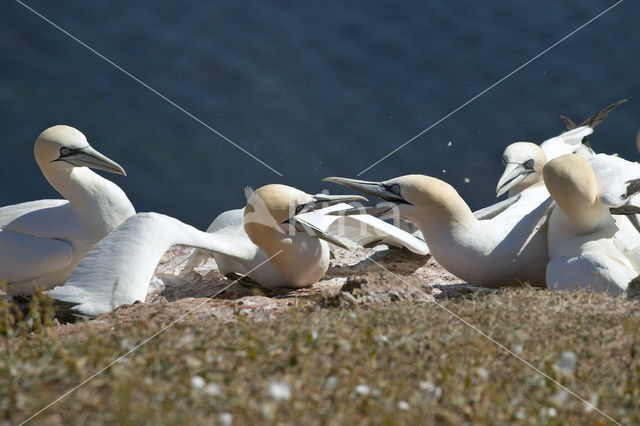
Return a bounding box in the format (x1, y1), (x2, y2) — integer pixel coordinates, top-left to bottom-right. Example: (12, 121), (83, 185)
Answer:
(2, 288), (639, 425)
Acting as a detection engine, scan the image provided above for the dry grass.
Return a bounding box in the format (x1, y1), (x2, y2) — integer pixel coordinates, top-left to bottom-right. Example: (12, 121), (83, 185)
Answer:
(1, 288), (640, 425)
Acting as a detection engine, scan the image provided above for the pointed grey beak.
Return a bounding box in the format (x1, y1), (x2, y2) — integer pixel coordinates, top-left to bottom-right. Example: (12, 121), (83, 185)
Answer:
(64, 145), (127, 176)
(496, 163), (530, 197)
(322, 177), (404, 203)
(296, 193), (368, 214)
(288, 216), (351, 249)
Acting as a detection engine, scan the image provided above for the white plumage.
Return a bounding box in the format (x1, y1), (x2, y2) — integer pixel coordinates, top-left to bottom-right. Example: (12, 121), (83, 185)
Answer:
(1, 125), (135, 295)
(50, 184), (427, 316)
(544, 154), (640, 295)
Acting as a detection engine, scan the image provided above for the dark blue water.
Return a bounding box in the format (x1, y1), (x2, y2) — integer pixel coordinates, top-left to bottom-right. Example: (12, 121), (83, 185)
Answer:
(1, 1), (638, 229)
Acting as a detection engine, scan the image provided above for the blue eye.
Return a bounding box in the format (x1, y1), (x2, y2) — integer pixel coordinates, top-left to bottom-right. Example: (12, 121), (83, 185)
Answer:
(60, 147), (72, 157)
(524, 159), (534, 169)
(390, 184), (401, 194)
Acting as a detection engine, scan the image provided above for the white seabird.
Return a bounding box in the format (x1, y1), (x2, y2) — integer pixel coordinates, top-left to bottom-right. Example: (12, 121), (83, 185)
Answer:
(496, 127), (594, 198)
(1, 125), (135, 295)
(49, 184), (427, 316)
(323, 175), (552, 287)
(543, 154), (640, 294)
(497, 99), (628, 198)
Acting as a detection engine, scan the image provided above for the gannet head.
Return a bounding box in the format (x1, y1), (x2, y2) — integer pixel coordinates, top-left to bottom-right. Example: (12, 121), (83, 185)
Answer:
(543, 154), (607, 232)
(496, 142), (546, 197)
(243, 184), (367, 249)
(323, 175), (471, 224)
(34, 125), (126, 175)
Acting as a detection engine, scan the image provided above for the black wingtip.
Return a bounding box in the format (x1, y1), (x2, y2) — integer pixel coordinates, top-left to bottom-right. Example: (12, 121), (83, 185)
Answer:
(560, 115), (577, 130)
(580, 99), (629, 128)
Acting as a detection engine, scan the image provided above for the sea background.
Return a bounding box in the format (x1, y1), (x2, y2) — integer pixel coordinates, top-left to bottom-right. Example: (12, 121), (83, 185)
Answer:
(1, 1), (638, 229)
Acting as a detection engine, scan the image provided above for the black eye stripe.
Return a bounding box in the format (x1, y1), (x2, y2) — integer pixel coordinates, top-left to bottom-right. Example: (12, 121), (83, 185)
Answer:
(58, 146), (90, 158)
(384, 183), (401, 194)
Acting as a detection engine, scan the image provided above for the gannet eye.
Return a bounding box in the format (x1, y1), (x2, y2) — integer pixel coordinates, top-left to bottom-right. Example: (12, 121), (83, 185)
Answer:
(390, 184), (401, 194)
(524, 159), (534, 169)
(502, 156), (507, 166)
(59, 147), (72, 157)
(295, 204), (306, 214)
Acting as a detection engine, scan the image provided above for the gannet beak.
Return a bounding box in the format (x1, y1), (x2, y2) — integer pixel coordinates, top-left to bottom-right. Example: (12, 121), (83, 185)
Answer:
(61, 145), (127, 176)
(322, 177), (405, 203)
(326, 204), (397, 217)
(287, 216), (351, 249)
(496, 163), (530, 197)
(296, 193), (368, 214)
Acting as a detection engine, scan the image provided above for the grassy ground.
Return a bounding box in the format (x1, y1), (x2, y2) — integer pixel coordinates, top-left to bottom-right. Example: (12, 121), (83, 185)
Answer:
(1, 288), (639, 425)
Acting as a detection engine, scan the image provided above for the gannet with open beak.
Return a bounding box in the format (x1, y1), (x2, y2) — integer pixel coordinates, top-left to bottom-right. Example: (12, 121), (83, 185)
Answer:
(543, 154), (640, 295)
(50, 184), (406, 316)
(323, 175), (552, 287)
(0, 125), (135, 295)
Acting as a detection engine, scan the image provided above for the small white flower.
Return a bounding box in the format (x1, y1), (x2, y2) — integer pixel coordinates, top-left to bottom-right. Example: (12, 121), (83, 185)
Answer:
(219, 412), (232, 426)
(398, 400), (410, 410)
(476, 367), (489, 380)
(205, 383), (222, 397)
(553, 351), (577, 376)
(326, 376), (338, 388)
(191, 376), (205, 390)
(268, 380), (291, 401)
(355, 384), (370, 395)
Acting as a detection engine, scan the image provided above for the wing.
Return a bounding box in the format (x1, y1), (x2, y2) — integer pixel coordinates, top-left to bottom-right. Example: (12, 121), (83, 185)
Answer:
(473, 194), (521, 220)
(0, 199), (68, 229)
(298, 203), (429, 255)
(546, 250), (635, 296)
(579, 99), (628, 128)
(49, 212), (248, 317)
(205, 208), (246, 236)
(589, 154), (640, 207)
(539, 126), (594, 160)
(0, 229), (73, 285)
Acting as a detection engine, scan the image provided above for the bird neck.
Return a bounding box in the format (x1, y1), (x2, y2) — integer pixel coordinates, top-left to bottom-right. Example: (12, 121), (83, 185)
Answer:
(557, 195), (612, 234)
(404, 194), (478, 243)
(244, 222), (324, 273)
(43, 166), (134, 231)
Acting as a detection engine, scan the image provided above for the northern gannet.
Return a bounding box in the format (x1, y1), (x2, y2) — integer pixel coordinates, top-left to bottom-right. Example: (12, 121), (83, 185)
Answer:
(496, 127), (594, 198)
(323, 176), (551, 287)
(50, 184), (425, 316)
(495, 133), (640, 234)
(1, 125), (135, 295)
(497, 99), (628, 198)
(543, 154), (640, 294)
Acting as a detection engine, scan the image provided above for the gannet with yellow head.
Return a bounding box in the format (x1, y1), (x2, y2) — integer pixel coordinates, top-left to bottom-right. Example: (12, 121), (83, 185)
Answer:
(0, 125), (135, 295)
(49, 184), (385, 316)
(323, 175), (552, 287)
(543, 154), (640, 294)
